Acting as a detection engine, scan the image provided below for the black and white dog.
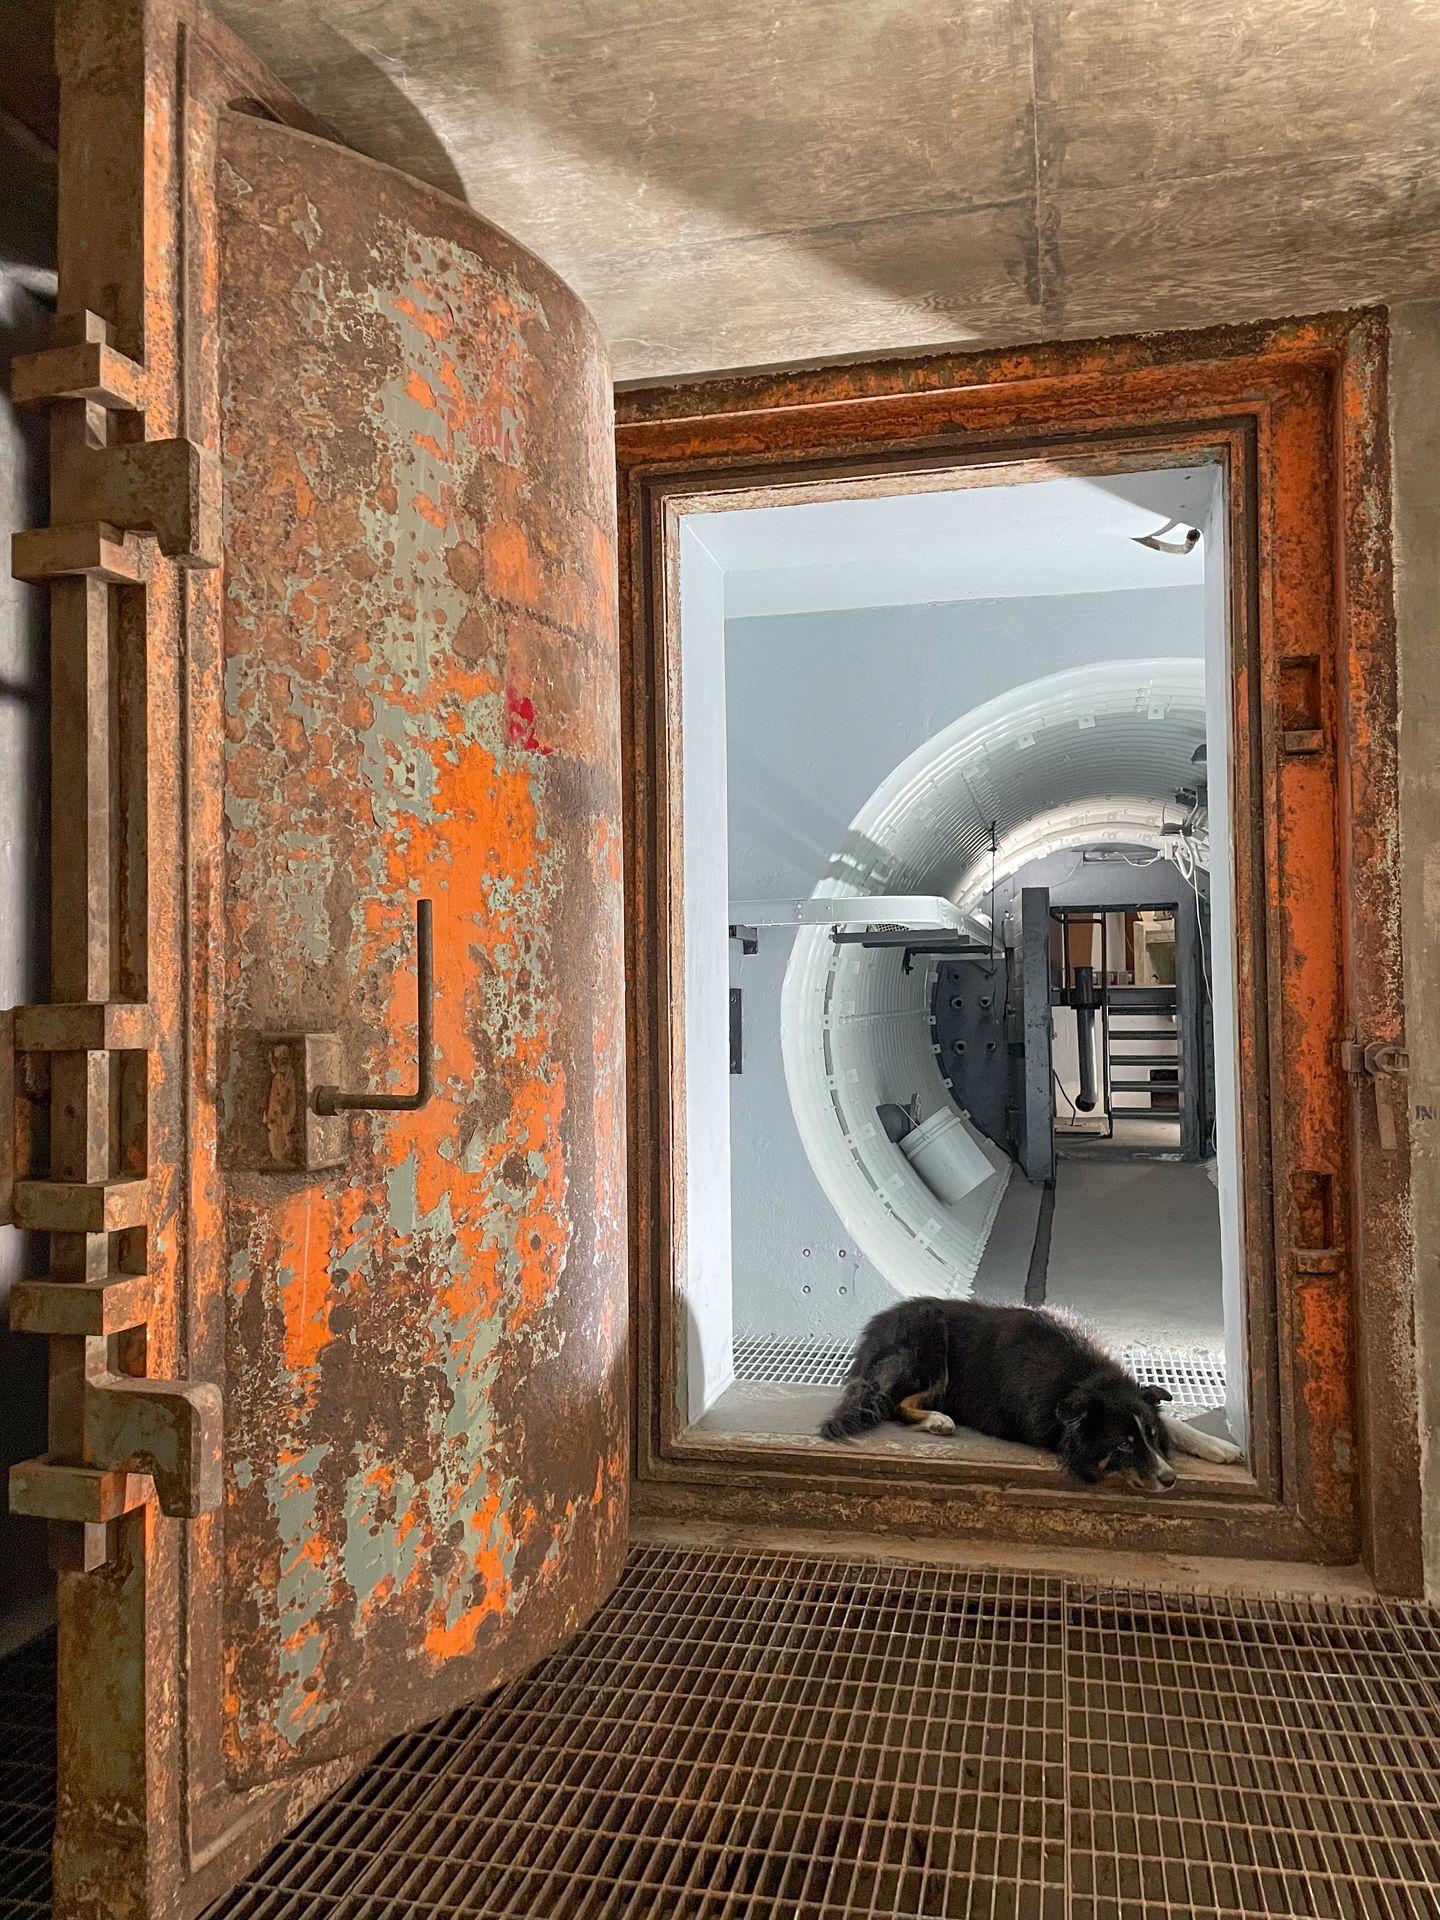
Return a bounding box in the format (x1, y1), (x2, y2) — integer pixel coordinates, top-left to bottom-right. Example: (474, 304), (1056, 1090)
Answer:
(820, 1298), (1241, 1487)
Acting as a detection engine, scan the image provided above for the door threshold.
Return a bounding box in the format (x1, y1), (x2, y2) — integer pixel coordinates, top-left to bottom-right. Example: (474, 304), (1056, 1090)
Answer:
(628, 1517), (1382, 1603)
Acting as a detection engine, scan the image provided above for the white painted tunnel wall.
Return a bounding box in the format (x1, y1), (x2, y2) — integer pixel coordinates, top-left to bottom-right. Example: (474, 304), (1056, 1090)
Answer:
(1201, 478), (1249, 1452)
(678, 522), (734, 1420)
(725, 588), (1208, 1344)
(780, 659), (1211, 1299)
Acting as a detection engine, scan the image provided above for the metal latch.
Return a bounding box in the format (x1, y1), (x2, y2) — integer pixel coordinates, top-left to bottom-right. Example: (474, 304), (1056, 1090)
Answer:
(1340, 1040), (1409, 1152)
(254, 898), (435, 1173)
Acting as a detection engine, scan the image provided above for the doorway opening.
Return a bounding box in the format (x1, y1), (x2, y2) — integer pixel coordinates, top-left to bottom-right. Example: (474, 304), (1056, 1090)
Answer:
(670, 462), (1248, 1481)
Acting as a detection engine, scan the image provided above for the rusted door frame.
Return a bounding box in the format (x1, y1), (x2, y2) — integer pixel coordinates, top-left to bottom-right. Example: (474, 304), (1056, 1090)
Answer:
(617, 313), (1421, 1592)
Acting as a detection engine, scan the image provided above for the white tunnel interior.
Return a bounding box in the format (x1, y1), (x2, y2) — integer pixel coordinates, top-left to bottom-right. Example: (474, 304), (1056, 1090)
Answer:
(677, 463), (1240, 1435)
(780, 658), (1211, 1300)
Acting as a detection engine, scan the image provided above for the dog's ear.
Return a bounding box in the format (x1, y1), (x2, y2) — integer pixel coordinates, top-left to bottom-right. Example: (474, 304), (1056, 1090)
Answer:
(1141, 1385), (1173, 1407)
(1057, 1388), (1093, 1430)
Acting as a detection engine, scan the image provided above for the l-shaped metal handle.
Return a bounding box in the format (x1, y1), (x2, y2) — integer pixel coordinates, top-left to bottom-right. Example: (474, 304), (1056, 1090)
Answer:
(314, 898), (434, 1115)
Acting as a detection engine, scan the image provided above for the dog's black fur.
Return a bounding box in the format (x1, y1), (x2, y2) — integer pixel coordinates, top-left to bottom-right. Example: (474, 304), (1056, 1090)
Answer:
(820, 1298), (1176, 1489)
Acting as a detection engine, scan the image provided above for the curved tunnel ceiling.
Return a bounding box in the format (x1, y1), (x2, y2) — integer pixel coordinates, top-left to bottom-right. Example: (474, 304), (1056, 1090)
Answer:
(836, 657), (1209, 917)
(781, 658), (1210, 1299)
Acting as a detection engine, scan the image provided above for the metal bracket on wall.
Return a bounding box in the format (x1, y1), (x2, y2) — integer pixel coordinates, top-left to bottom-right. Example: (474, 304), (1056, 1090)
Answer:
(1340, 1039), (1409, 1152)
(50, 438), (222, 568)
(250, 900), (436, 1172)
(10, 310), (150, 412)
(13, 311), (220, 569)
(4, 1003), (225, 1566)
(11, 1374), (223, 1529)
(256, 1032), (347, 1173)
(1278, 655), (1327, 756)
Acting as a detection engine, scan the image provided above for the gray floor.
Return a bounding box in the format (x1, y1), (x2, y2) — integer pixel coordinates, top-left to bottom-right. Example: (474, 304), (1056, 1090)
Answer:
(970, 1151), (1225, 1351)
(972, 1171), (1043, 1302)
(1044, 1154), (1224, 1348)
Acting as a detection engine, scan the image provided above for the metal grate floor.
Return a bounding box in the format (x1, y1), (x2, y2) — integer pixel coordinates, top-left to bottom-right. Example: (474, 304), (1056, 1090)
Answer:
(0, 1631), (55, 1918)
(6, 1545), (1440, 1918)
(733, 1337), (1228, 1419)
(1114, 1345), (1227, 1417)
(733, 1336), (855, 1387)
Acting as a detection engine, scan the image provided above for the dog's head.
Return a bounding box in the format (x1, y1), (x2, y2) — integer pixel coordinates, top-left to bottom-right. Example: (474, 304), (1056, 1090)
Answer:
(1056, 1377), (1175, 1491)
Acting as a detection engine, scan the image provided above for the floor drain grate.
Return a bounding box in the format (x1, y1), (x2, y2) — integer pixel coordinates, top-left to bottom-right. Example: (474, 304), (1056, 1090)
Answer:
(1119, 1345), (1227, 1416)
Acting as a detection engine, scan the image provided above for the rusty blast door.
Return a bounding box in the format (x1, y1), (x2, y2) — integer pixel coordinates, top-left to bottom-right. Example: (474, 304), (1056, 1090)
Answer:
(6, 6), (628, 1916)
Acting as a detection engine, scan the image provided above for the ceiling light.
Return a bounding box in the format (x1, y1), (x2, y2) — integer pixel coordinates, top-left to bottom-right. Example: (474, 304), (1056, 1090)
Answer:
(1133, 517), (1200, 555)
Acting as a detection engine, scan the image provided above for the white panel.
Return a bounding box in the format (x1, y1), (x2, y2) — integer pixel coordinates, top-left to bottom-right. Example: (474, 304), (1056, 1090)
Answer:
(1201, 483), (1249, 1454)
(696, 469), (1211, 617)
(679, 523), (735, 1420)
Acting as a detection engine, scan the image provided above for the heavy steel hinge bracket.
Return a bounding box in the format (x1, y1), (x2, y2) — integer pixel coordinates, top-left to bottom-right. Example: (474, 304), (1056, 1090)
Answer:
(10, 1376), (223, 1527)
(12, 309), (218, 570)
(4, 1009), (224, 1567)
(49, 438), (222, 568)
(1340, 1039), (1410, 1151)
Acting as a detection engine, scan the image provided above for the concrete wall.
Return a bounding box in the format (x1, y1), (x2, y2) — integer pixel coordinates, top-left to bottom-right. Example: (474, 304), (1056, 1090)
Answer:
(0, 253), (52, 1654)
(1391, 302), (1440, 1600)
(725, 587), (1205, 1345)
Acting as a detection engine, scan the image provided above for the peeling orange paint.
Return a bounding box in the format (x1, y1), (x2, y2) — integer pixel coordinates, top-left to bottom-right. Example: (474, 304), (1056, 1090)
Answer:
(215, 115), (627, 1789)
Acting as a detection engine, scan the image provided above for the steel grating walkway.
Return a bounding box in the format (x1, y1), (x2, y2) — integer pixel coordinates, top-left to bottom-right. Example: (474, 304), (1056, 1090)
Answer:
(4, 1544), (1440, 1918)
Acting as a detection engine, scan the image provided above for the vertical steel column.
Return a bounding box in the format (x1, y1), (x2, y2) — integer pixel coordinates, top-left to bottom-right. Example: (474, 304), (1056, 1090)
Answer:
(1019, 887), (1054, 1187)
(1175, 883), (1205, 1162)
(43, 385), (116, 1572)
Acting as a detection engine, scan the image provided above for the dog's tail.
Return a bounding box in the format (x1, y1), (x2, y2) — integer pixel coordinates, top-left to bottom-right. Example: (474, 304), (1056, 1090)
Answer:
(819, 1374), (892, 1441)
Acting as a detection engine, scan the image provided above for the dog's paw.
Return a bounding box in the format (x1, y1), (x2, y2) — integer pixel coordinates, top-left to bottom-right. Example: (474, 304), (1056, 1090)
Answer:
(919, 1411), (956, 1435)
(1163, 1415), (1243, 1465)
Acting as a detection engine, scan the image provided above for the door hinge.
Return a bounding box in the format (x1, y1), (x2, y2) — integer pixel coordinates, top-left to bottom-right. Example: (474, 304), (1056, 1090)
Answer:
(1340, 1039), (1409, 1151)
(5, 1006), (224, 1570)
(10, 1376), (223, 1524)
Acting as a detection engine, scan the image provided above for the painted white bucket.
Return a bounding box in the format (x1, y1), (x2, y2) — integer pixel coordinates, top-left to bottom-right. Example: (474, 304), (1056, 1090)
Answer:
(897, 1107), (994, 1206)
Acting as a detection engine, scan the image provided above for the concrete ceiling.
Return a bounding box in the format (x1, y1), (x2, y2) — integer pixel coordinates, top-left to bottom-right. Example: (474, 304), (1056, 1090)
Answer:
(213, 1), (1440, 384)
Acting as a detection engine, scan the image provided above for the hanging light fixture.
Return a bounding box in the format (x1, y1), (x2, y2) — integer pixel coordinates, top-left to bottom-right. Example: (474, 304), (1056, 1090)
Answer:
(1133, 516), (1200, 554)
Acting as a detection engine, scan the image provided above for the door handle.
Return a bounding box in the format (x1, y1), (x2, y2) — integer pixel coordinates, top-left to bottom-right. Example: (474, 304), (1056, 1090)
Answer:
(315, 898), (435, 1115)
(1340, 1038), (1409, 1153)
